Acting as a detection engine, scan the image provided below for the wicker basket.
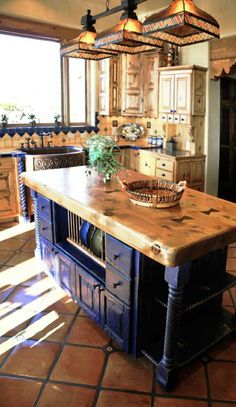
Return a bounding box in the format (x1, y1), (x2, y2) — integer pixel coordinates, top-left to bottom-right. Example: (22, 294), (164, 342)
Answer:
(120, 178), (187, 208)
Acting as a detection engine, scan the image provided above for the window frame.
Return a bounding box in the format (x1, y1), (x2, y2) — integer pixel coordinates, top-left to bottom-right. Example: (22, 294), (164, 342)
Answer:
(0, 20), (91, 128)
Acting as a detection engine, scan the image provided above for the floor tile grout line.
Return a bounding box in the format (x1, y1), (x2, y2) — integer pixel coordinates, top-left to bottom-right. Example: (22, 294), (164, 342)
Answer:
(150, 365), (157, 407)
(33, 306), (81, 407)
(203, 361), (212, 407)
(91, 340), (114, 407)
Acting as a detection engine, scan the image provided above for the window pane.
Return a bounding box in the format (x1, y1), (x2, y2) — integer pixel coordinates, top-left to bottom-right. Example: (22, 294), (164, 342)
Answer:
(0, 34), (61, 124)
(69, 58), (86, 123)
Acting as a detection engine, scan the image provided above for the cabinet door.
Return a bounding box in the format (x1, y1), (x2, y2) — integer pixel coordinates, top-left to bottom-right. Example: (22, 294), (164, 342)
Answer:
(98, 59), (110, 115)
(191, 159), (205, 185)
(192, 70), (206, 115)
(75, 265), (101, 323)
(174, 73), (191, 115)
(176, 161), (191, 184)
(139, 152), (156, 176)
(41, 239), (56, 280)
(130, 149), (140, 172)
(101, 290), (130, 352)
(144, 53), (159, 118)
(159, 73), (174, 113)
(121, 54), (143, 116)
(0, 169), (18, 218)
(56, 252), (76, 298)
(109, 56), (121, 115)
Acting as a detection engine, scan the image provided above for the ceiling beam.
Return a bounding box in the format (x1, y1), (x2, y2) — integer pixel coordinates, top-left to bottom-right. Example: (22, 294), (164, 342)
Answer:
(0, 14), (80, 42)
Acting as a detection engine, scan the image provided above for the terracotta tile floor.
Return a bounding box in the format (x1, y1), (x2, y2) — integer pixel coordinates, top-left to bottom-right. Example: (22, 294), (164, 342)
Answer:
(0, 221), (235, 407)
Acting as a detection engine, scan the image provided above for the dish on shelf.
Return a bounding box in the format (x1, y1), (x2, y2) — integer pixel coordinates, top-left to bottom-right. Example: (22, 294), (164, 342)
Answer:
(80, 220), (91, 247)
(90, 228), (104, 258)
(119, 123), (144, 141)
(119, 179), (187, 208)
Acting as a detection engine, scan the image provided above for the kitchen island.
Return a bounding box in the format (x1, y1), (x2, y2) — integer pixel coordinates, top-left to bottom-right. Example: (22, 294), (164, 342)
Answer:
(22, 166), (236, 389)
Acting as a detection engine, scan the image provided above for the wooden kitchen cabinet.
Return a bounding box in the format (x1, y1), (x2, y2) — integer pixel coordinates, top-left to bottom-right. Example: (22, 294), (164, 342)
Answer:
(0, 157), (19, 220)
(121, 53), (144, 116)
(139, 150), (156, 176)
(98, 56), (121, 115)
(130, 150), (205, 191)
(98, 51), (166, 117)
(159, 65), (207, 125)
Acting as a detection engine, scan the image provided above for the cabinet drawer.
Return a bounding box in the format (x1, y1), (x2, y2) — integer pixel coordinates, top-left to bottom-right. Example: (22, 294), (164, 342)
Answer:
(156, 157), (174, 172)
(37, 194), (52, 222)
(106, 264), (131, 305)
(155, 168), (174, 181)
(39, 218), (53, 242)
(106, 235), (133, 277)
(0, 157), (14, 170)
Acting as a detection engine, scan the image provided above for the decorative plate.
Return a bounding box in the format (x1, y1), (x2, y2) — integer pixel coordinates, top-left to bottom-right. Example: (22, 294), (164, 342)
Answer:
(120, 123), (144, 141)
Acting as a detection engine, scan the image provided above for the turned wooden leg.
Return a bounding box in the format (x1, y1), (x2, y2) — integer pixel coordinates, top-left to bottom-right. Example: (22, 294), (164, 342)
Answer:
(156, 263), (190, 390)
(18, 157), (30, 223)
(31, 191), (41, 259)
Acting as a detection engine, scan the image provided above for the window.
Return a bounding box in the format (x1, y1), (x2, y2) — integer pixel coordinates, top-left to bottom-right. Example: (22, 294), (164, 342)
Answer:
(68, 58), (86, 124)
(0, 33), (61, 125)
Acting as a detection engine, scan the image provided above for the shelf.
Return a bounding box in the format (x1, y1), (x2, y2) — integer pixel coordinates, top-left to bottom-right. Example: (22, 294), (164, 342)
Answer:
(154, 273), (236, 313)
(142, 308), (236, 367)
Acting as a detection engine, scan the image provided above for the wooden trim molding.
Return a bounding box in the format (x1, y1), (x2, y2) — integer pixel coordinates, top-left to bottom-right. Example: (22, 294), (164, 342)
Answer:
(210, 35), (236, 79)
(0, 13), (80, 42)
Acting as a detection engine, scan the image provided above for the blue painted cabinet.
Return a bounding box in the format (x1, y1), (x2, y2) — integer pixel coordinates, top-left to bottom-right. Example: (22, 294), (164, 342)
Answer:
(101, 290), (130, 352)
(75, 264), (101, 324)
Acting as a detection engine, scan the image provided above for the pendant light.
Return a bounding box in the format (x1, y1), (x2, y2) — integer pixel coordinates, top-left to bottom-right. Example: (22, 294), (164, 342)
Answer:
(142, 0), (220, 47)
(95, 0), (163, 54)
(61, 10), (118, 60)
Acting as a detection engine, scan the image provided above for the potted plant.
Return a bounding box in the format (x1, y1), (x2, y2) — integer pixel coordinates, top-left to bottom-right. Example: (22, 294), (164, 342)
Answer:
(54, 113), (62, 126)
(86, 134), (124, 183)
(28, 113), (37, 127)
(1, 114), (8, 128)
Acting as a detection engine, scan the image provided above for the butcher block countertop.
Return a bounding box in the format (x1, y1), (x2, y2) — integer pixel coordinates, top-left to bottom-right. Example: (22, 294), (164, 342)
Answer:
(22, 166), (236, 268)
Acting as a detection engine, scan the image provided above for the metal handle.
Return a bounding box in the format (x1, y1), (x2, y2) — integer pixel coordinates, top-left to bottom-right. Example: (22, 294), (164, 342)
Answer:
(113, 253), (120, 260)
(162, 163), (166, 167)
(113, 282), (121, 289)
(162, 173), (166, 177)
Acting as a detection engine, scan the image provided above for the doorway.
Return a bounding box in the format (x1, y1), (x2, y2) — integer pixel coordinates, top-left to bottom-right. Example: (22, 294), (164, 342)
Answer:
(218, 70), (236, 202)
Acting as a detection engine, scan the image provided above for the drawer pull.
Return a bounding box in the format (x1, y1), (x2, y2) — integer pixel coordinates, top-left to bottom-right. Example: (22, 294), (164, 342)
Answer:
(113, 282), (121, 289)
(113, 254), (120, 260)
(42, 227), (48, 231)
(162, 173), (166, 177)
(145, 162), (148, 167)
(162, 163), (166, 167)
(40, 206), (45, 210)
(0, 173), (3, 176)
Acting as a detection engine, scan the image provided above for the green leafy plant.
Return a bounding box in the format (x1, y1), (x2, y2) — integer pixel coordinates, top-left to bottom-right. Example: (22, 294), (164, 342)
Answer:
(54, 113), (61, 126)
(86, 135), (124, 183)
(1, 114), (8, 128)
(28, 114), (37, 127)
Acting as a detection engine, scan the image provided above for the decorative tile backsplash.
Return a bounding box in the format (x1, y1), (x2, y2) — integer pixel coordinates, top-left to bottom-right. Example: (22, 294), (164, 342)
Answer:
(0, 114), (199, 153)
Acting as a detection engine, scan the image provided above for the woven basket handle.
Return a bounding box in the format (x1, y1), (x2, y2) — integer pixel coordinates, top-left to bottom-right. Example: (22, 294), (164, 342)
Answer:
(176, 180), (187, 191)
(117, 178), (129, 191)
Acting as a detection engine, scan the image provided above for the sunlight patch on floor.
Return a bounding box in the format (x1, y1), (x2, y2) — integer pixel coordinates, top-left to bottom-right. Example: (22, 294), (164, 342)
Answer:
(0, 311), (60, 355)
(0, 286), (66, 338)
(0, 222), (35, 242)
(0, 258), (42, 288)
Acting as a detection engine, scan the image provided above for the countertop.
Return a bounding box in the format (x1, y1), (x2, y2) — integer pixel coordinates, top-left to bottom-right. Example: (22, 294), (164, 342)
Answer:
(22, 166), (236, 268)
(0, 140), (204, 159)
